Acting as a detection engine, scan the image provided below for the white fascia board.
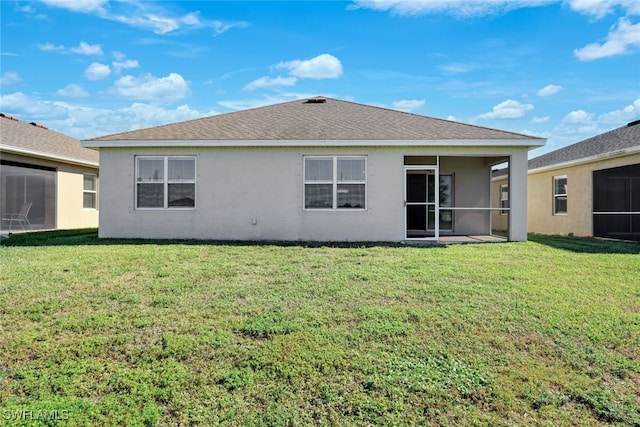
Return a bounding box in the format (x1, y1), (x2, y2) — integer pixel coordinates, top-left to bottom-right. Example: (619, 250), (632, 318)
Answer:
(0, 145), (99, 168)
(82, 138), (545, 149)
(528, 145), (640, 174)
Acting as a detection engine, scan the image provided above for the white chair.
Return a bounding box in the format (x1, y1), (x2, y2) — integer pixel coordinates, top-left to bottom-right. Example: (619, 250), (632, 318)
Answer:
(1, 202), (33, 232)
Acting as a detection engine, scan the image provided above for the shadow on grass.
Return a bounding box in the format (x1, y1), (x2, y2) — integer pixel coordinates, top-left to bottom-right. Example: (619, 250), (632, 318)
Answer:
(0, 228), (445, 249)
(528, 233), (640, 254)
(7, 229), (636, 254)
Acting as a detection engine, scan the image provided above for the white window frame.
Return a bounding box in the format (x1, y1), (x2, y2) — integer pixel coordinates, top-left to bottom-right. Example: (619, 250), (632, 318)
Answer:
(83, 173), (98, 210)
(135, 156), (196, 210)
(500, 184), (509, 215)
(553, 175), (567, 215)
(303, 156), (367, 211)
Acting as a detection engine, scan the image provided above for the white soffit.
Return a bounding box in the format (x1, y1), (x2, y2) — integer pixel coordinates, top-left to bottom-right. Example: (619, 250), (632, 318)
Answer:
(82, 138), (545, 149)
(0, 145), (100, 168)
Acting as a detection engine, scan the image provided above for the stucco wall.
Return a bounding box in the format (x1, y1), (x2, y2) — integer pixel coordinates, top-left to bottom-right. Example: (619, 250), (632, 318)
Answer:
(528, 153), (640, 237)
(56, 166), (99, 229)
(99, 147), (404, 240)
(98, 146), (531, 241)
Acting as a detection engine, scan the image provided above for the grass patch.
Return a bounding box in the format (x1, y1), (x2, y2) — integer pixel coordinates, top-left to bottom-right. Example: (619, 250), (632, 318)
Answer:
(1, 229), (639, 425)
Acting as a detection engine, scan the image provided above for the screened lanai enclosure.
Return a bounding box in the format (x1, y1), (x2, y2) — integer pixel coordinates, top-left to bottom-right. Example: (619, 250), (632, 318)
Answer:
(593, 163), (640, 241)
(1, 161), (56, 232)
(403, 155), (510, 242)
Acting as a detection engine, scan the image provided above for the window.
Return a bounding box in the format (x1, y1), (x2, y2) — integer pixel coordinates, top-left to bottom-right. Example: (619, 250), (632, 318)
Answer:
(83, 174), (98, 209)
(553, 176), (567, 215)
(304, 156), (366, 210)
(136, 156), (195, 209)
(500, 184), (509, 215)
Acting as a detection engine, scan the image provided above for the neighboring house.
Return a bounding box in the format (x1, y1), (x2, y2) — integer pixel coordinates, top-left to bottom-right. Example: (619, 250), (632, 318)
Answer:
(490, 168), (510, 234)
(83, 97), (543, 242)
(0, 113), (99, 233)
(492, 120), (640, 241)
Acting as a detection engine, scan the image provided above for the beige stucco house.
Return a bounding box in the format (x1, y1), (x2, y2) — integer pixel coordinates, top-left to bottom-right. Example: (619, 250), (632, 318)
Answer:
(492, 120), (640, 241)
(0, 113), (99, 233)
(83, 97), (543, 242)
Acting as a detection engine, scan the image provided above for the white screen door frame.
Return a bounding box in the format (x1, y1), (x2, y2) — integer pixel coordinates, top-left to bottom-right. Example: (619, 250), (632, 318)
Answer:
(405, 165), (439, 240)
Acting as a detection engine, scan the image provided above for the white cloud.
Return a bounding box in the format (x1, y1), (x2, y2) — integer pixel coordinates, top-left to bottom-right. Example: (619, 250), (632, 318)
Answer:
(70, 41), (103, 55)
(212, 20), (250, 34)
(0, 92), (69, 120)
(0, 91), (218, 139)
(349, 0), (554, 17)
(56, 84), (89, 98)
(392, 99), (425, 111)
(39, 42), (65, 52)
(531, 116), (551, 123)
(597, 98), (640, 123)
(244, 76), (298, 91)
(38, 0), (248, 35)
(38, 0), (107, 13)
(39, 41), (103, 55)
(84, 62), (111, 80)
(352, 0), (640, 17)
(574, 17), (640, 60)
(111, 73), (190, 102)
(112, 59), (140, 73)
(108, 3), (248, 35)
(277, 54), (343, 79)
(561, 109), (594, 124)
(538, 99), (640, 155)
(182, 12), (201, 26)
(440, 62), (477, 73)
(1, 71), (22, 86)
(112, 13), (180, 35)
(566, 0), (640, 19)
(537, 84), (562, 96)
(477, 99), (534, 119)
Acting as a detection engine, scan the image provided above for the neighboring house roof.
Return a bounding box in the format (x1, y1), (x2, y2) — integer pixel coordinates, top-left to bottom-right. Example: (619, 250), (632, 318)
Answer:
(0, 113), (99, 167)
(492, 168), (508, 179)
(86, 97), (543, 147)
(529, 120), (640, 172)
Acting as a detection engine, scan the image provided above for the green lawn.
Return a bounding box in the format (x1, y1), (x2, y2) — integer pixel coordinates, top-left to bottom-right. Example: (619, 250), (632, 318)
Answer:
(1, 230), (639, 426)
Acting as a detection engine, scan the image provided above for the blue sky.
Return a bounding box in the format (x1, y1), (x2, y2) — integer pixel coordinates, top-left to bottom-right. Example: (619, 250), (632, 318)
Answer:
(1, 0), (639, 157)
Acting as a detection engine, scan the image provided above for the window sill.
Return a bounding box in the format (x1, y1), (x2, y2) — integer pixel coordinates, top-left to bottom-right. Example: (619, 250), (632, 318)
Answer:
(303, 208), (367, 212)
(135, 208), (197, 211)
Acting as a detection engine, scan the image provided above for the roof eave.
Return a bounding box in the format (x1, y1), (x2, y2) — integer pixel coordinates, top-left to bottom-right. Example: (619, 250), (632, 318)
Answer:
(528, 145), (640, 174)
(82, 138), (545, 149)
(0, 145), (99, 168)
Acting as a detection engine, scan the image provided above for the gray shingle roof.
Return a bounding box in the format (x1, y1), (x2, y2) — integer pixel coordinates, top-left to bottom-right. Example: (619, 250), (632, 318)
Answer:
(529, 121), (640, 170)
(88, 97), (541, 142)
(1, 114), (99, 165)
